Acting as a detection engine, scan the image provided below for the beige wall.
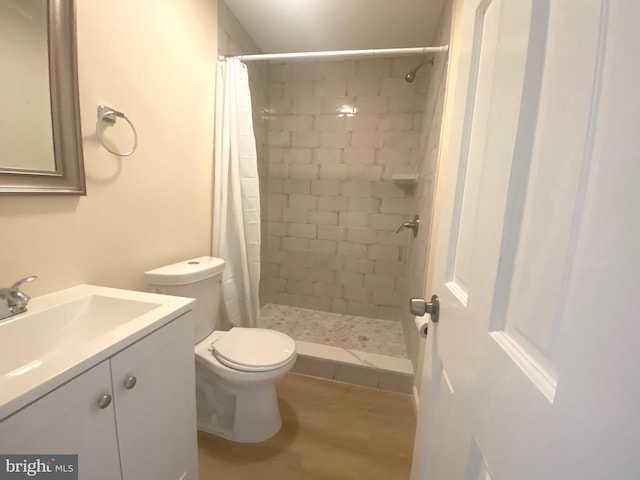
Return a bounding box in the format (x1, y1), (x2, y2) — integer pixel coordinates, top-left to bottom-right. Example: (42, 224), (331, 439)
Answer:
(262, 57), (430, 320)
(0, 0), (218, 298)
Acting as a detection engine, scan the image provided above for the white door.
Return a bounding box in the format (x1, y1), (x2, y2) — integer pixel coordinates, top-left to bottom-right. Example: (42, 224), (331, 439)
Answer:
(412, 0), (640, 479)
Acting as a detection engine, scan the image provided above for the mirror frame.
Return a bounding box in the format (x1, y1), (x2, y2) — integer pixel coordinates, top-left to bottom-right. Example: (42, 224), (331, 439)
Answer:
(0, 0), (85, 195)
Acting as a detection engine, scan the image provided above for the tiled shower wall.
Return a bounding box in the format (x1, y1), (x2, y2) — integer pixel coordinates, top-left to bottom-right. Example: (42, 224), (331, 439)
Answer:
(261, 58), (430, 320)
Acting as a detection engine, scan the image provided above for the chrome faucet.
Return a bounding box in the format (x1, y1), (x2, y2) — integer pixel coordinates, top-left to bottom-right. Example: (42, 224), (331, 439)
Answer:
(0, 276), (37, 320)
(396, 215), (420, 237)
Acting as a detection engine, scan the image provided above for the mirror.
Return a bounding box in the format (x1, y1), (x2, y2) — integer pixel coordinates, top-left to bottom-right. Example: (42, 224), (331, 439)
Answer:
(0, 0), (85, 194)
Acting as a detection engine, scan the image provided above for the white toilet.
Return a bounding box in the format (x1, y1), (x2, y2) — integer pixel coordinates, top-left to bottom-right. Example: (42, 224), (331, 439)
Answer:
(144, 256), (296, 443)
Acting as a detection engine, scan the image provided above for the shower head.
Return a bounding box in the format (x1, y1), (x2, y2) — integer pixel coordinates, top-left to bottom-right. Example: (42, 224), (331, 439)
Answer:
(404, 59), (434, 83)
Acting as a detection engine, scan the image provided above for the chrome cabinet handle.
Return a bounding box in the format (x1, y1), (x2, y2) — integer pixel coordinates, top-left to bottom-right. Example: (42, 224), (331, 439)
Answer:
(124, 376), (137, 390)
(98, 394), (112, 409)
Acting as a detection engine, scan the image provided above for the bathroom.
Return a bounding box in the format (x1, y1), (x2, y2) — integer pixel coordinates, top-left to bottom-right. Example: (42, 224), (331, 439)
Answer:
(1, 0), (638, 479)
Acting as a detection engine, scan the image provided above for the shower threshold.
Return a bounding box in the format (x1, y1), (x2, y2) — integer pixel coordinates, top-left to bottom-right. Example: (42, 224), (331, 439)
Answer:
(260, 303), (414, 394)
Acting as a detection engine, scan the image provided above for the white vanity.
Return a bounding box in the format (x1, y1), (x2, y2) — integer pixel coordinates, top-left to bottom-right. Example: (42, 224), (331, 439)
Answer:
(0, 285), (198, 480)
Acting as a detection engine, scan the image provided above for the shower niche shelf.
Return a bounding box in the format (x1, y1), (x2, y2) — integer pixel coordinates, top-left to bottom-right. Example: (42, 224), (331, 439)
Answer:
(391, 173), (419, 184)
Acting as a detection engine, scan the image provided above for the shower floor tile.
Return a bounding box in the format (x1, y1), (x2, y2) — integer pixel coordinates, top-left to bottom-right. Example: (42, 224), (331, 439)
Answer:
(260, 303), (408, 359)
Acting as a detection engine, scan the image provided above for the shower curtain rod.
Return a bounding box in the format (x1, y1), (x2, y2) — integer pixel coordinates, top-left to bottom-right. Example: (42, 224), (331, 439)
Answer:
(222, 46), (449, 62)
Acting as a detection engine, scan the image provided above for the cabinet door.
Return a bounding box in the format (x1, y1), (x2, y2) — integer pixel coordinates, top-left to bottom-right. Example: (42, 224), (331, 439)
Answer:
(111, 313), (197, 480)
(0, 361), (122, 479)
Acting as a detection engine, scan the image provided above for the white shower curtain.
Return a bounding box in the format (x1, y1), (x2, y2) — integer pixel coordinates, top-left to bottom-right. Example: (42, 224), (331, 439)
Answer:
(212, 59), (261, 328)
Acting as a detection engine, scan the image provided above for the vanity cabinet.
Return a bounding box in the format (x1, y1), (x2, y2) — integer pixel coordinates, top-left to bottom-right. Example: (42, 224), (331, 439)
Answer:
(0, 313), (197, 480)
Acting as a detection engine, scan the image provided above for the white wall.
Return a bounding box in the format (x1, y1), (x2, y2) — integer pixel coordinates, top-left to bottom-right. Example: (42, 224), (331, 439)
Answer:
(0, 0), (218, 297)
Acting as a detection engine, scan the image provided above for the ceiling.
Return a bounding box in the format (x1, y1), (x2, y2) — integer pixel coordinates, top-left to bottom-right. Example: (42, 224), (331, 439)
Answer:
(223, 0), (448, 54)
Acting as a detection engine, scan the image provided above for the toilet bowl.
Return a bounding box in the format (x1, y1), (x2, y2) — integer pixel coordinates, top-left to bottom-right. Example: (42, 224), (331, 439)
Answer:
(144, 256), (297, 443)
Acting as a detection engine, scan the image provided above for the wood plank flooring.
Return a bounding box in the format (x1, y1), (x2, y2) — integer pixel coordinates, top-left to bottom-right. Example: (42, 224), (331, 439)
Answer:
(198, 372), (416, 480)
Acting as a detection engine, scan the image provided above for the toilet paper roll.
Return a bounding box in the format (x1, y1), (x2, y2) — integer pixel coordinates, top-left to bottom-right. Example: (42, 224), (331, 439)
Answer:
(415, 316), (429, 338)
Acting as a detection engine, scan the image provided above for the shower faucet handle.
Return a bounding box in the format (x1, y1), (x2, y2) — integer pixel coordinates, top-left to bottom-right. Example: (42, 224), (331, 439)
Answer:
(396, 215), (420, 237)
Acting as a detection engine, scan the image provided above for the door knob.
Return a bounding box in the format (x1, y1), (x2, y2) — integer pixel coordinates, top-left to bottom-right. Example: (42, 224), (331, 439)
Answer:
(409, 295), (440, 322)
(98, 394), (112, 409)
(124, 376), (137, 390)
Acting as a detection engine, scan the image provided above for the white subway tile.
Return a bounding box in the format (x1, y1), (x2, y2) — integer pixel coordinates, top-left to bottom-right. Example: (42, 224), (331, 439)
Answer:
(267, 207), (282, 221)
(313, 148), (343, 164)
(373, 288), (401, 307)
(380, 198), (413, 214)
(322, 96), (356, 115)
(310, 211), (339, 226)
(303, 296), (333, 311)
(282, 208), (309, 223)
(375, 148), (412, 166)
(268, 131), (291, 147)
(269, 115), (283, 132)
(347, 227), (379, 245)
(337, 271), (364, 287)
(283, 179), (310, 194)
(383, 131), (421, 148)
(293, 62), (324, 82)
(338, 211), (369, 228)
(314, 79), (347, 97)
(282, 148), (312, 164)
(288, 223), (317, 239)
(321, 61), (357, 80)
(283, 81), (314, 100)
(367, 245), (400, 261)
(377, 230), (408, 246)
(343, 148), (375, 165)
(372, 181), (408, 198)
(282, 114), (313, 132)
(389, 94), (426, 113)
(317, 225), (346, 241)
(269, 83), (284, 102)
(311, 179), (341, 196)
(319, 132), (351, 148)
(337, 242), (367, 258)
(280, 265), (312, 280)
(346, 78), (380, 96)
(351, 132), (384, 148)
(292, 95), (323, 115)
(378, 113), (414, 131)
(380, 77), (414, 97)
(267, 147), (283, 164)
(281, 237), (310, 253)
(309, 239), (337, 255)
(345, 113), (380, 131)
(373, 260), (406, 277)
(347, 197), (380, 213)
(344, 285), (371, 303)
(270, 98), (293, 115)
(348, 165), (384, 181)
(356, 59), (392, 78)
(345, 257), (374, 274)
(289, 164), (319, 180)
(267, 221), (287, 237)
(270, 63), (293, 82)
(364, 274), (396, 290)
(340, 180), (374, 198)
(369, 213), (405, 231)
(331, 298), (348, 314)
(268, 163), (289, 178)
(309, 270), (337, 283)
(267, 193), (288, 209)
(315, 114), (348, 132)
(355, 95), (389, 113)
(288, 194), (317, 210)
(313, 282), (343, 298)
(291, 131), (320, 148)
(267, 235), (280, 251)
(314, 254), (345, 271)
(319, 164), (349, 180)
(346, 301), (378, 318)
(285, 279), (314, 296)
(317, 196), (349, 212)
(376, 306), (400, 322)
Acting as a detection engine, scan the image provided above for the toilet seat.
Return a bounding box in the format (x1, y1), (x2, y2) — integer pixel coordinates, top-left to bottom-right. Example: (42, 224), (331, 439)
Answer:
(210, 328), (296, 372)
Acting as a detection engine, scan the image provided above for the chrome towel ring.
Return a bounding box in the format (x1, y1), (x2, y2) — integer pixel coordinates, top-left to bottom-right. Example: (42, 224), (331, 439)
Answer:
(96, 105), (138, 157)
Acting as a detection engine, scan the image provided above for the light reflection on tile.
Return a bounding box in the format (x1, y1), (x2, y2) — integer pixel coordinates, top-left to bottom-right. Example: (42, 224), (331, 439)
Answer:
(260, 303), (408, 359)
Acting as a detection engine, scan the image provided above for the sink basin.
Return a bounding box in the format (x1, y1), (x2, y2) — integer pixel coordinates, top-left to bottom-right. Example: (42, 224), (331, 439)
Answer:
(0, 284), (194, 420)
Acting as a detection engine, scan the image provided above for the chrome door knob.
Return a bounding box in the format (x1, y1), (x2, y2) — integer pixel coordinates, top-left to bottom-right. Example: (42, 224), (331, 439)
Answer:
(124, 376), (137, 390)
(409, 295), (440, 322)
(98, 394), (112, 409)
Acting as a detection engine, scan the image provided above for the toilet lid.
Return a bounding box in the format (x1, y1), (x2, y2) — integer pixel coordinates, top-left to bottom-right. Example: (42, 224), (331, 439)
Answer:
(211, 328), (296, 372)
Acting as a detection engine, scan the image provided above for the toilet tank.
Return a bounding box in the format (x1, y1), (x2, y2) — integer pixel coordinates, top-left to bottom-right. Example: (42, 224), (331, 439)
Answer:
(144, 256), (225, 344)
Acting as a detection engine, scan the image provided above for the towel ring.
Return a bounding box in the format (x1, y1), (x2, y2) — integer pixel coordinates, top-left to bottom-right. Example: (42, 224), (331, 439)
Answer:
(96, 105), (138, 157)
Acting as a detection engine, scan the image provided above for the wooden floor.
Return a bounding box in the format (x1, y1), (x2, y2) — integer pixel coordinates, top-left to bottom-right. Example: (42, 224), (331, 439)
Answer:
(198, 373), (416, 480)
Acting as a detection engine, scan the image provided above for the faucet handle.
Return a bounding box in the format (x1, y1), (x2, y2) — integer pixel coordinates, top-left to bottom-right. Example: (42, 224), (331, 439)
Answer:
(11, 276), (37, 292)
